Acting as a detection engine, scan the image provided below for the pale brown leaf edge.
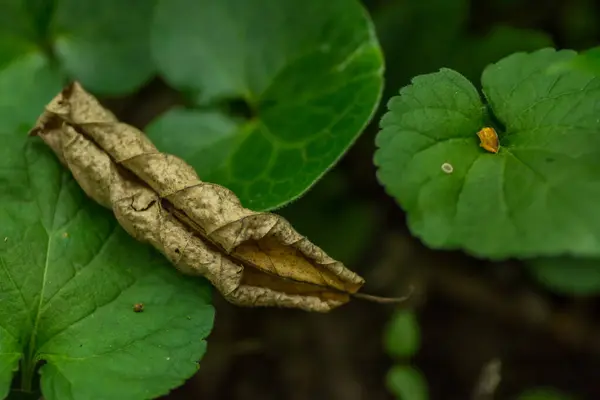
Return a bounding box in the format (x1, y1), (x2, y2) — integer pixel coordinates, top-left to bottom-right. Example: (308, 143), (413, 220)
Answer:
(29, 82), (405, 312)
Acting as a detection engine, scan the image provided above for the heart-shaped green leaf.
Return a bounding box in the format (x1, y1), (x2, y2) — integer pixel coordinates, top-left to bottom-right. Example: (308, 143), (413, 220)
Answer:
(375, 49), (600, 259)
(149, 0), (383, 210)
(0, 45), (214, 400)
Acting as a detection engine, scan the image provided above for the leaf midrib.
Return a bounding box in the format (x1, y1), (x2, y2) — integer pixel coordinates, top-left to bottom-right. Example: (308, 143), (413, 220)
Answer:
(21, 144), (62, 389)
(22, 223), (53, 386)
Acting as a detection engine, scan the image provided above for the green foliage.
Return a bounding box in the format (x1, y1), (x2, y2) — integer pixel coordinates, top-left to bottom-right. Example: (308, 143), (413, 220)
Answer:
(2, 0), (384, 208)
(2, 0), (600, 397)
(0, 1), (385, 397)
(375, 48), (600, 259)
(148, 0), (383, 211)
(386, 365), (429, 400)
(384, 311), (420, 359)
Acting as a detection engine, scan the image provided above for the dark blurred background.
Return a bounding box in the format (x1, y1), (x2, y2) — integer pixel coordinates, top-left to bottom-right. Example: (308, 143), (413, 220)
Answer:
(145, 0), (600, 399)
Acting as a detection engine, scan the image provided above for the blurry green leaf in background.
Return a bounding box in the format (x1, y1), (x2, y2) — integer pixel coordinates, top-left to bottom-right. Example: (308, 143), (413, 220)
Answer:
(52, 0), (157, 94)
(0, 0), (157, 95)
(384, 310), (421, 359)
(386, 365), (429, 400)
(527, 258), (600, 296)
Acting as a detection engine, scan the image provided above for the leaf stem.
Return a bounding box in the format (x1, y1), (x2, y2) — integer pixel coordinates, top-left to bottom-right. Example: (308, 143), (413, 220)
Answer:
(352, 285), (414, 304)
(20, 355), (35, 392)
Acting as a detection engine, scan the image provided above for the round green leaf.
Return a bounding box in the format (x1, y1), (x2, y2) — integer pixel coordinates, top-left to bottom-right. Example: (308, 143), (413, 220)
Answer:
(51, 0), (156, 95)
(527, 257), (600, 295)
(375, 49), (600, 259)
(384, 311), (421, 359)
(150, 0), (383, 210)
(386, 365), (429, 400)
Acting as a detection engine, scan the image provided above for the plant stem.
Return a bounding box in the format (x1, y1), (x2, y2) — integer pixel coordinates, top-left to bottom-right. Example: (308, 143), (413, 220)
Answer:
(20, 354), (35, 392)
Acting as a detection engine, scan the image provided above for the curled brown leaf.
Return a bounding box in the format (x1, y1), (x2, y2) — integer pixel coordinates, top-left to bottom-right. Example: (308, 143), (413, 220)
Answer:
(29, 82), (365, 312)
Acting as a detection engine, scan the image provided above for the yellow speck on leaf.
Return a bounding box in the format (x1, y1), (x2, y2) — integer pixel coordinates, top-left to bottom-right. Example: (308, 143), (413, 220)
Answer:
(476, 127), (499, 153)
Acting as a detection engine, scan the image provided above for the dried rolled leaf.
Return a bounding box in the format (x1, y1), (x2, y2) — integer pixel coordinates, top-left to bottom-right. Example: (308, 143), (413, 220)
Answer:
(29, 82), (365, 312)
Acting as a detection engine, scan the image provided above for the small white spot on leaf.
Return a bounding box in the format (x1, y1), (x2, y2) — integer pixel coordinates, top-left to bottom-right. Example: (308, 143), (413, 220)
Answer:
(441, 163), (454, 174)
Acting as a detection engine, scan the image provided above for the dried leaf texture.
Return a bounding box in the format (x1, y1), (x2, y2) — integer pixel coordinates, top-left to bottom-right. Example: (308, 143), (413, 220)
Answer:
(30, 82), (365, 312)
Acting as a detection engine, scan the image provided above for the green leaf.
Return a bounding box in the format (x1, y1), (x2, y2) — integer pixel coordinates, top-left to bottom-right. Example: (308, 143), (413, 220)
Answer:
(145, 108), (243, 179)
(0, 139), (215, 399)
(527, 257), (600, 295)
(0, 53), (63, 136)
(375, 49), (600, 259)
(149, 0), (383, 211)
(386, 365), (428, 400)
(51, 0), (157, 94)
(0, 45), (62, 400)
(384, 311), (420, 359)
(517, 387), (575, 400)
(0, 0), (46, 42)
(0, 46), (214, 400)
(0, 0), (156, 96)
